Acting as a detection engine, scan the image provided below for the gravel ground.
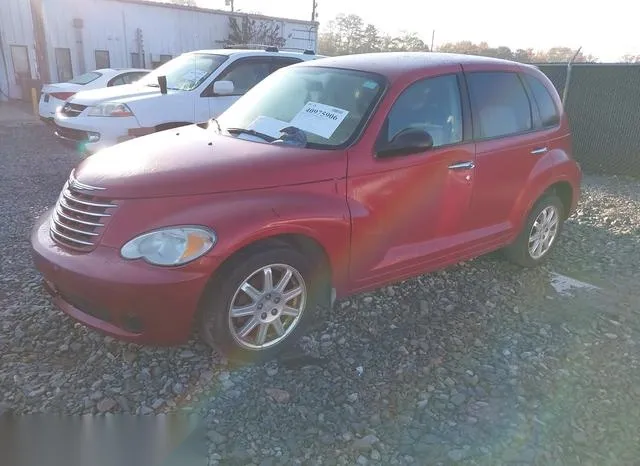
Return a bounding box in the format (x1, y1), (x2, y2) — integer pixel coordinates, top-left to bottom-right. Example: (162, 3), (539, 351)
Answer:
(1, 121), (639, 465)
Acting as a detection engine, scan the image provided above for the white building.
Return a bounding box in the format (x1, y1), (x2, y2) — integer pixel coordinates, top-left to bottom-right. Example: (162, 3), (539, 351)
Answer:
(0, 0), (319, 101)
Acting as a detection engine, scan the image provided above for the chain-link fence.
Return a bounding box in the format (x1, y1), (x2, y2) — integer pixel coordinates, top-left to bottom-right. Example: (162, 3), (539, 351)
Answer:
(535, 63), (640, 178)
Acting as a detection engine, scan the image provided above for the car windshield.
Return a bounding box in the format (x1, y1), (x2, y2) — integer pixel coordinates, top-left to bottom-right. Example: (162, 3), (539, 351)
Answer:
(216, 66), (386, 149)
(68, 72), (102, 85)
(137, 53), (228, 91)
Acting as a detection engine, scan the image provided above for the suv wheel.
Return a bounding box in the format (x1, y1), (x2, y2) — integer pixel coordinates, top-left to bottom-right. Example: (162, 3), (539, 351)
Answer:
(504, 192), (565, 267)
(199, 246), (324, 362)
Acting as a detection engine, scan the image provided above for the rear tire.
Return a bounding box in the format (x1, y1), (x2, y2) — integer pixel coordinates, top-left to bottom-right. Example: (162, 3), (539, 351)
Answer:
(503, 192), (565, 268)
(199, 246), (327, 363)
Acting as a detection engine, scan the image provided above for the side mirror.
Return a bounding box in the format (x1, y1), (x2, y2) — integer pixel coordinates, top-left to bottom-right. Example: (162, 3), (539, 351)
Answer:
(158, 75), (167, 95)
(213, 80), (234, 96)
(376, 128), (434, 157)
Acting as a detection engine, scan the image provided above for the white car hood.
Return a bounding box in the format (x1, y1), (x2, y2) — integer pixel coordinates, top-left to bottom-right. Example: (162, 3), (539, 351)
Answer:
(69, 84), (163, 106)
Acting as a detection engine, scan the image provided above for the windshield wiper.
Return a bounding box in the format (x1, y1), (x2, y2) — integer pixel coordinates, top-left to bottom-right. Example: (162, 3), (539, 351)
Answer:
(146, 83), (159, 87)
(226, 127), (276, 142)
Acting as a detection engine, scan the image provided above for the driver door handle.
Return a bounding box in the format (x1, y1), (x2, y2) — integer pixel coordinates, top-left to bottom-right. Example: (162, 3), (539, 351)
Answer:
(448, 161), (475, 170)
(531, 146), (548, 155)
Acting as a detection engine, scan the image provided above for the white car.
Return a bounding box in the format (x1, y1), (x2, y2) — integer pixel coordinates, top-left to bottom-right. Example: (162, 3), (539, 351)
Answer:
(52, 47), (323, 154)
(39, 68), (149, 122)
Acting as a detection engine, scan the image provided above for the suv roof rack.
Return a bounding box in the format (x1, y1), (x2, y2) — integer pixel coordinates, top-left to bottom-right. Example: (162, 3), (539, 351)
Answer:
(223, 43), (315, 55)
(223, 43), (278, 51)
(279, 47), (316, 55)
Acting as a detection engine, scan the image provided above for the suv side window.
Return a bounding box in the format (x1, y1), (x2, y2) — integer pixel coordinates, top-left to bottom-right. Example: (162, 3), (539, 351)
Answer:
(467, 71), (532, 139)
(271, 57), (302, 72)
(215, 58), (273, 95)
(523, 73), (560, 128)
(381, 74), (463, 148)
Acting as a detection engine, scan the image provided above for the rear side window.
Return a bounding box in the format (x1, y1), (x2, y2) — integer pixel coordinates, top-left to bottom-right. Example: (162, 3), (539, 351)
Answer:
(467, 71), (532, 139)
(523, 74), (560, 128)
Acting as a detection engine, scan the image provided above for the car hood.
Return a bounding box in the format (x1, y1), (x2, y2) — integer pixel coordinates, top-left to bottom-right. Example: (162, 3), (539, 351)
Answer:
(72, 124), (347, 199)
(68, 83), (163, 105)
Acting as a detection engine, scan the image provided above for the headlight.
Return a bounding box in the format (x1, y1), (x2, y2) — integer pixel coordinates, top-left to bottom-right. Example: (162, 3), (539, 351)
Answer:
(120, 226), (216, 266)
(88, 102), (134, 117)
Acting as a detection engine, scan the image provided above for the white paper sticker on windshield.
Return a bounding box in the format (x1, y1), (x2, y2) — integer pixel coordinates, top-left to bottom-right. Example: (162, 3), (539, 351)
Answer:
(247, 116), (290, 139)
(289, 102), (349, 139)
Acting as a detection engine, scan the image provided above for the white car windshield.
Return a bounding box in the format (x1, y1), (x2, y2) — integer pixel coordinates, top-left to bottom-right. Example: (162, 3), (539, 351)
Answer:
(216, 66), (386, 149)
(138, 53), (228, 91)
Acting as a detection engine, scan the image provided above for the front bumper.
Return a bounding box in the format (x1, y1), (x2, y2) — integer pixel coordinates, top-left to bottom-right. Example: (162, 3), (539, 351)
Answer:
(30, 210), (212, 345)
(53, 113), (142, 154)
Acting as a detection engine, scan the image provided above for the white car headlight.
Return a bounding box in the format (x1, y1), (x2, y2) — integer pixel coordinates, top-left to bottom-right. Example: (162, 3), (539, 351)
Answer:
(120, 226), (216, 266)
(88, 102), (134, 117)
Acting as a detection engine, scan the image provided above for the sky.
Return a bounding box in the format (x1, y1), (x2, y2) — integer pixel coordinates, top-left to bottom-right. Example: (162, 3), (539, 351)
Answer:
(194, 0), (640, 62)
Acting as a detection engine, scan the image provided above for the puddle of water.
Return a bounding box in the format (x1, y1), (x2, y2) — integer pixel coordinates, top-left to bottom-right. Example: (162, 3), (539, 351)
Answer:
(549, 272), (601, 297)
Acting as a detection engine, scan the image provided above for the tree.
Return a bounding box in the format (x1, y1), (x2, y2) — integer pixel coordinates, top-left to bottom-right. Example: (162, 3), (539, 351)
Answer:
(621, 54), (640, 63)
(535, 47), (596, 63)
(392, 31), (428, 52)
(317, 14), (599, 63)
(225, 15), (286, 47)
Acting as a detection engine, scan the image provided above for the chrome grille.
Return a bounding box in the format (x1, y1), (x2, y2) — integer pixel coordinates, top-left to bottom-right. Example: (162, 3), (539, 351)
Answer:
(61, 103), (87, 117)
(50, 176), (116, 251)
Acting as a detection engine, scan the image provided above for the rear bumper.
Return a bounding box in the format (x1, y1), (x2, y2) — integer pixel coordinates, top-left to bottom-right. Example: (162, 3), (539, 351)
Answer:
(30, 210), (212, 345)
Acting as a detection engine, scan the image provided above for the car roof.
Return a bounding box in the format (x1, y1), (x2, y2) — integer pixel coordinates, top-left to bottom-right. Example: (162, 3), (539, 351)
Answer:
(299, 52), (528, 79)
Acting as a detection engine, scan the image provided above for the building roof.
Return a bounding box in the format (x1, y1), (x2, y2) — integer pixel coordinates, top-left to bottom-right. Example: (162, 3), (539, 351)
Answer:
(302, 52), (526, 78)
(108, 0), (319, 27)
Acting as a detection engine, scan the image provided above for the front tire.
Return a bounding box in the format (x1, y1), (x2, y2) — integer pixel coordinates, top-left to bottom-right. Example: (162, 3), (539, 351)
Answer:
(503, 192), (565, 268)
(199, 246), (325, 363)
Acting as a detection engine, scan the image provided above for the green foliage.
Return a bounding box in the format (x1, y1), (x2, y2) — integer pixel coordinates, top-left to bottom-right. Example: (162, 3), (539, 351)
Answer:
(225, 15), (287, 48)
(319, 14), (427, 56)
(621, 54), (640, 63)
(318, 14), (597, 63)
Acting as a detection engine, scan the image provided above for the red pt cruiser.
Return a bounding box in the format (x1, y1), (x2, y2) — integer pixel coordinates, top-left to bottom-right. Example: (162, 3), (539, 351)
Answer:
(31, 52), (582, 361)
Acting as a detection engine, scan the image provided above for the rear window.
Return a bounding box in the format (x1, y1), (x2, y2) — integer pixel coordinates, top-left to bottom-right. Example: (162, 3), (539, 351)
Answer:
(69, 72), (102, 85)
(523, 74), (560, 128)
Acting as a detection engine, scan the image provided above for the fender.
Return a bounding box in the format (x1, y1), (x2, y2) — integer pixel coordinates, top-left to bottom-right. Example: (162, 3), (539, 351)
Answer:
(507, 149), (554, 233)
(101, 181), (352, 291)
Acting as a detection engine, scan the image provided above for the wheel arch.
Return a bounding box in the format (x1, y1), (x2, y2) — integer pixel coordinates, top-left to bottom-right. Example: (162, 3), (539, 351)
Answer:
(194, 230), (339, 323)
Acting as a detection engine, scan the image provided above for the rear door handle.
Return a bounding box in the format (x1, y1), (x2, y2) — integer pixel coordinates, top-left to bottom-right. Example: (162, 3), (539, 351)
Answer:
(531, 147), (548, 155)
(448, 161), (475, 170)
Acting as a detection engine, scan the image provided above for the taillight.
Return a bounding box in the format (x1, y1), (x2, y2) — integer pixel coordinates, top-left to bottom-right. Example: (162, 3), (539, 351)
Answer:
(50, 92), (76, 101)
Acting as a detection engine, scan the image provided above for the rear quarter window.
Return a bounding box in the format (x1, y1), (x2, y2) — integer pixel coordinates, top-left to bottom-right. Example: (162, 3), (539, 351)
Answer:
(467, 71), (533, 139)
(523, 74), (560, 127)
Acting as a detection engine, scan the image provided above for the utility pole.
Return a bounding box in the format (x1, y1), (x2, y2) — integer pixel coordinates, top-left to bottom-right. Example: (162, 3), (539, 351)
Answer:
(225, 0), (234, 12)
(311, 0), (318, 22)
(430, 30), (435, 52)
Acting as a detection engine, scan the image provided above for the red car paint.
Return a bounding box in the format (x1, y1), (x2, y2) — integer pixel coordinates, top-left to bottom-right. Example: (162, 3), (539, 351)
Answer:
(30, 52), (581, 345)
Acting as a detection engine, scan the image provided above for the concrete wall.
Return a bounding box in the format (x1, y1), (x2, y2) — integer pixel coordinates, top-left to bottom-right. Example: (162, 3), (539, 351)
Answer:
(0, 0), (38, 100)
